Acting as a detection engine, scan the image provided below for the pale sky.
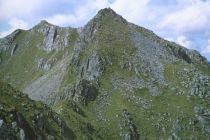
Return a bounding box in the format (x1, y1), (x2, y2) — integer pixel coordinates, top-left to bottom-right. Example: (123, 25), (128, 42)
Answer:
(0, 0), (210, 60)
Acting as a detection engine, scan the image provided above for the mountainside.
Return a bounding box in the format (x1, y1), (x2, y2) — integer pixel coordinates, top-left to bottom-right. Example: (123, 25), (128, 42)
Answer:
(0, 81), (74, 140)
(0, 8), (210, 139)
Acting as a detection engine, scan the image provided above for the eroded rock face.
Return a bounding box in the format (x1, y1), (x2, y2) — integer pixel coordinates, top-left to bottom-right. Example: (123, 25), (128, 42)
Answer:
(36, 57), (57, 72)
(191, 74), (210, 99)
(23, 58), (69, 102)
(128, 26), (176, 85)
(77, 53), (104, 81)
(119, 109), (139, 140)
(43, 25), (57, 52)
(52, 80), (99, 105)
(0, 29), (22, 53)
(11, 44), (18, 56)
(73, 80), (99, 105)
(194, 106), (210, 133)
(32, 20), (70, 52)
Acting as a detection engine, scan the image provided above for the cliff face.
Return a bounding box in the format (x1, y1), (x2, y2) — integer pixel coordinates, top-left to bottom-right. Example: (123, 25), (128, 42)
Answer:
(0, 8), (210, 139)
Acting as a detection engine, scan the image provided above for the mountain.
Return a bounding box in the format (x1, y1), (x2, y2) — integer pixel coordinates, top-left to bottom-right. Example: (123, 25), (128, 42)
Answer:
(0, 8), (210, 139)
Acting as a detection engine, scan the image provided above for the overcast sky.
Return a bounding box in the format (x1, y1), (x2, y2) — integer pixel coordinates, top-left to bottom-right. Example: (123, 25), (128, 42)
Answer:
(0, 0), (210, 60)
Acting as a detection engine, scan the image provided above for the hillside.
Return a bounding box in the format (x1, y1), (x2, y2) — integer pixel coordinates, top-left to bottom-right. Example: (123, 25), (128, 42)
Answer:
(0, 8), (210, 139)
(0, 81), (76, 139)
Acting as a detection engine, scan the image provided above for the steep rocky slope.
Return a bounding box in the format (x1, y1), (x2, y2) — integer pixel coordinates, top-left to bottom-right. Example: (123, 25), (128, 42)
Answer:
(0, 80), (104, 140)
(0, 81), (76, 140)
(0, 8), (210, 139)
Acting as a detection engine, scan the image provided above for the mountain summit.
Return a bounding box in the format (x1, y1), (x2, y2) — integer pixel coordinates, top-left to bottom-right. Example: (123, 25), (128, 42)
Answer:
(95, 7), (127, 22)
(97, 7), (118, 16)
(0, 8), (210, 139)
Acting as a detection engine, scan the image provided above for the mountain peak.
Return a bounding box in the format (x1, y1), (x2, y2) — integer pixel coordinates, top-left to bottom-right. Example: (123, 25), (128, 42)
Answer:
(95, 8), (127, 23)
(31, 20), (55, 32)
(38, 20), (52, 26)
(40, 20), (49, 24)
(97, 7), (116, 15)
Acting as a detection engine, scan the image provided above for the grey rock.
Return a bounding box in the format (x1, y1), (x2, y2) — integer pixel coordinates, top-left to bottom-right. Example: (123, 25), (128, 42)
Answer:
(191, 74), (210, 99)
(77, 53), (104, 81)
(36, 58), (56, 72)
(128, 25), (176, 85)
(23, 57), (69, 103)
(71, 30), (105, 82)
(11, 44), (18, 56)
(12, 121), (17, 128)
(32, 20), (71, 52)
(119, 109), (139, 140)
(0, 119), (3, 128)
(19, 129), (25, 140)
(194, 106), (210, 133)
(72, 80), (98, 105)
(0, 29), (22, 51)
(43, 26), (57, 52)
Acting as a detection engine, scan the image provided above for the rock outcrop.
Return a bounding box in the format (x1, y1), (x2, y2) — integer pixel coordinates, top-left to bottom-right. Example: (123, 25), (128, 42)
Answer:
(31, 20), (71, 52)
